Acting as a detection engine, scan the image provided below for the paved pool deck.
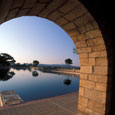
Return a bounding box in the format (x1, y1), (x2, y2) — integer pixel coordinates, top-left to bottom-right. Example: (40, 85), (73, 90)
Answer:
(0, 92), (78, 115)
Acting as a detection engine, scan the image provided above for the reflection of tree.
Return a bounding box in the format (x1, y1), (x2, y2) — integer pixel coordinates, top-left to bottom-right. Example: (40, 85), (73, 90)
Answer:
(64, 75), (71, 86)
(0, 69), (15, 81)
(32, 71), (39, 77)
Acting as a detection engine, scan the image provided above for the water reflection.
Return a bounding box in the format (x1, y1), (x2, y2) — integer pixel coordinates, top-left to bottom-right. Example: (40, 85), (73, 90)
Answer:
(32, 71), (39, 77)
(0, 69), (15, 81)
(64, 75), (72, 86)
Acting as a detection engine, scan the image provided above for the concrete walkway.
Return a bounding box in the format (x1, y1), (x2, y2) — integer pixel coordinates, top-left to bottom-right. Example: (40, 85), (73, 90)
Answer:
(0, 92), (78, 115)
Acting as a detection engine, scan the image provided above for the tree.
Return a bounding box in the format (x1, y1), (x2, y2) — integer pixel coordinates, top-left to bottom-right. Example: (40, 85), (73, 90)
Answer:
(33, 60), (39, 66)
(0, 53), (16, 66)
(65, 58), (73, 69)
(73, 47), (77, 54)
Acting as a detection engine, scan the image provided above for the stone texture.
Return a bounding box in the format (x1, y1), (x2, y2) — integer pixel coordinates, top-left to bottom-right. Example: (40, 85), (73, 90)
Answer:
(93, 66), (108, 75)
(11, 0), (25, 9)
(39, 0), (66, 17)
(55, 18), (68, 26)
(47, 11), (63, 21)
(79, 53), (89, 59)
(95, 83), (107, 92)
(87, 37), (105, 47)
(85, 29), (102, 39)
(0, 0), (13, 24)
(89, 51), (107, 58)
(91, 44), (106, 52)
(78, 96), (88, 106)
(62, 22), (76, 31)
(95, 57), (108, 66)
(80, 74), (88, 80)
(88, 74), (107, 83)
(76, 41), (87, 48)
(6, 9), (19, 21)
(22, 0), (36, 9)
(74, 12), (94, 27)
(80, 80), (95, 89)
(84, 88), (106, 103)
(77, 47), (92, 53)
(28, 3), (46, 16)
(79, 87), (85, 96)
(88, 100), (105, 114)
(64, 4), (87, 21)
(80, 66), (93, 73)
(59, 0), (80, 14)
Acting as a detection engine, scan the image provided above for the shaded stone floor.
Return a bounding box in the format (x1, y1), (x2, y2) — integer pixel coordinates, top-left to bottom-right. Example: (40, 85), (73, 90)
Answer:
(0, 92), (78, 115)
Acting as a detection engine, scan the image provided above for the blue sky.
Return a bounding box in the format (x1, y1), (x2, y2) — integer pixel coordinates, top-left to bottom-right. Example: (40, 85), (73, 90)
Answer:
(0, 16), (80, 66)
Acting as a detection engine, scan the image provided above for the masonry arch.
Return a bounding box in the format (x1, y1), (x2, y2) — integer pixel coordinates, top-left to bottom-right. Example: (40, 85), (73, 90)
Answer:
(0, 0), (114, 115)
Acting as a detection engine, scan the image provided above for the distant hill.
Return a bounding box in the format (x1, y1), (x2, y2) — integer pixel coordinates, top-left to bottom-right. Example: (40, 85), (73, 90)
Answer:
(38, 64), (80, 69)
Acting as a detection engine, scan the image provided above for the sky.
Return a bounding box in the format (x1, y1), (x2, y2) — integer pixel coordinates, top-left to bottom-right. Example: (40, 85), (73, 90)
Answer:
(0, 16), (80, 66)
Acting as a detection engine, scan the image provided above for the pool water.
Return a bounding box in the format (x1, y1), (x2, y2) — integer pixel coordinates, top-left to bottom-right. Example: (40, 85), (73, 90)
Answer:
(0, 68), (80, 102)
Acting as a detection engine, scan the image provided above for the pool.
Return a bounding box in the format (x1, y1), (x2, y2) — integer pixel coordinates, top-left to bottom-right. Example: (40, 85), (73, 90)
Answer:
(0, 68), (80, 102)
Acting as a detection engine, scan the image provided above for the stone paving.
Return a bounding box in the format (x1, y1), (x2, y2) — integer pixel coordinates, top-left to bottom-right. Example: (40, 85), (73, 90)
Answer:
(0, 92), (78, 115)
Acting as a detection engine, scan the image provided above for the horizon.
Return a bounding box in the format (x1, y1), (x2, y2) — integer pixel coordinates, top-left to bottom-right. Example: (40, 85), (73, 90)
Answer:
(0, 16), (80, 66)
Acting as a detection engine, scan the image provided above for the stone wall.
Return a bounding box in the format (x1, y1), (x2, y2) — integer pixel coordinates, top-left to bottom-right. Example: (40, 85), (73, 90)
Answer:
(0, 0), (114, 115)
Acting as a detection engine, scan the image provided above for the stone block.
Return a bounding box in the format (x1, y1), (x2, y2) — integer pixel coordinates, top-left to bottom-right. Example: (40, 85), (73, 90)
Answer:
(88, 99), (105, 114)
(95, 83), (107, 92)
(74, 12), (94, 27)
(80, 74), (88, 80)
(78, 104), (86, 113)
(93, 66), (108, 75)
(80, 66), (93, 73)
(80, 80), (95, 89)
(79, 53), (89, 59)
(84, 88), (106, 103)
(39, 0), (51, 2)
(47, 11), (63, 21)
(89, 51), (107, 58)
(29, 3), (46, 16)
(67, 29), (79, 38)
(6, 9), (19, 21)
(78, 96), (88, 106)
(88, 74), (107, 83)
(78, 22), (94, 34)
(17, 9), (30, 17)
(64, 4), (87, 21)
(11, 0), (25, 9)
(62, 22), (76, 31)
(0, 0), (13, 24)
(55, 18), (68, 26)
(39, 0), (66, 17)
(75, 34), (86, 41)
(80, 58), (89, 65)
(79, 87), (85, 96)
(85, 29), (102, 39)
(87, 37), (105, 47)
(77, 47), (92, 53)
(22, 0), (36, 8)
(89, 58), (95, 65)
(76, 41), (87, 48)
(95, 58), (108, 66)
(59, 0), (80, 14)
(91, 45), (106, 52)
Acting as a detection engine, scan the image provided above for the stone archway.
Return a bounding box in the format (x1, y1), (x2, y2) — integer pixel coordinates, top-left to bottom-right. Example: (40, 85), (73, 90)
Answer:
(0, 0), (114, 115)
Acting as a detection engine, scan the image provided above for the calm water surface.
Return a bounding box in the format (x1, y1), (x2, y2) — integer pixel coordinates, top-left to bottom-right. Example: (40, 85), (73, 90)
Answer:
(0, 68), (79, 102)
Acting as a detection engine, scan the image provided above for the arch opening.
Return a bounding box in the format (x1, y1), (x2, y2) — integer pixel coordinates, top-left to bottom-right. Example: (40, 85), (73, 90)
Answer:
(0, 0), (114, 115)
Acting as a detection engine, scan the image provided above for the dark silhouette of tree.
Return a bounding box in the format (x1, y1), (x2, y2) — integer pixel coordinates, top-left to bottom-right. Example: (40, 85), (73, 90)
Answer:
(32, 71), (39, 77)
(64, 75), (71, 86)
(0, 53), (16, 66)
(33, 60), (39, 66)
(65, 58), (73, 69)
(0, 69), (15, 81)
